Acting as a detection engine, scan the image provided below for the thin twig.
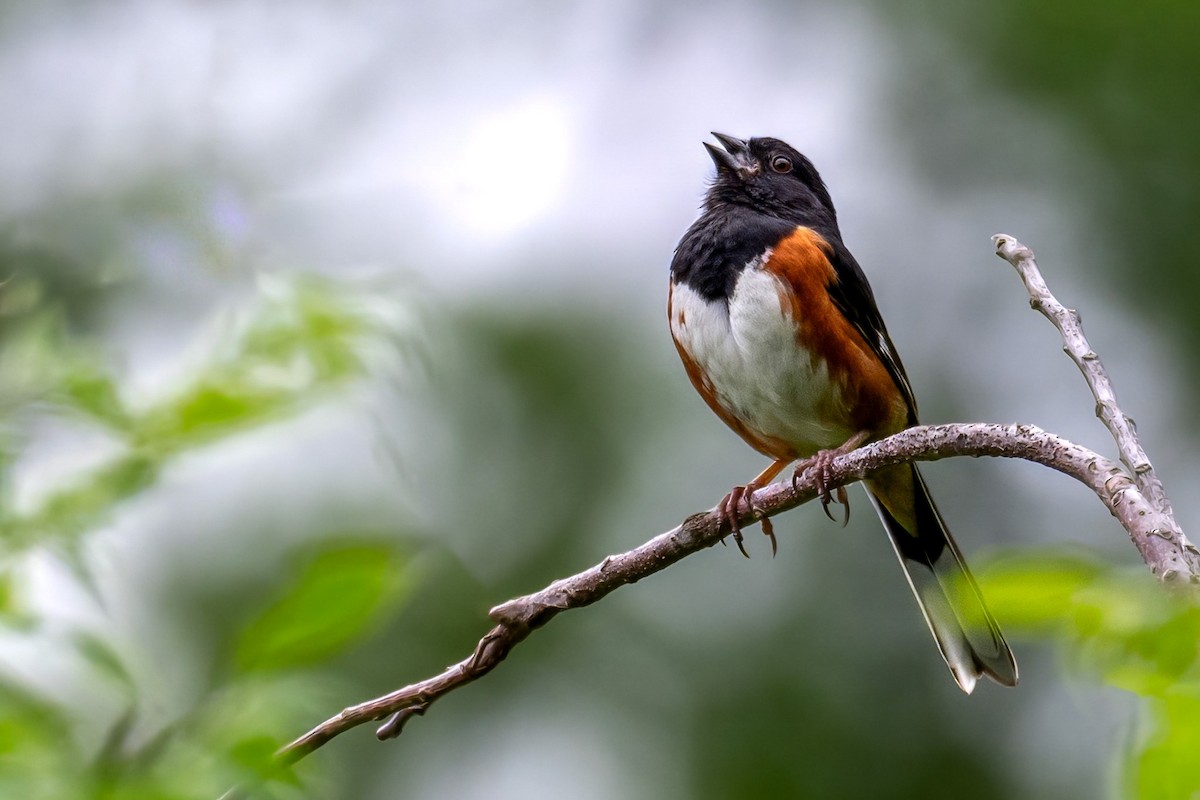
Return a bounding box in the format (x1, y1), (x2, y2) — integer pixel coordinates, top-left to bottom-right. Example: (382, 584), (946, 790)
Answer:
(992, 234), (1198, 581)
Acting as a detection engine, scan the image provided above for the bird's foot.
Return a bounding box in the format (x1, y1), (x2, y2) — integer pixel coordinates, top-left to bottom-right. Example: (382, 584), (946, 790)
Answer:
(791, 433), (869, 527)
(717, 482), (776, 558)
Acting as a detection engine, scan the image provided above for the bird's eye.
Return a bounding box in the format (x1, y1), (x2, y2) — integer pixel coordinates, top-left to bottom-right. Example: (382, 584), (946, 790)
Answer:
(770, 155), (793, 174)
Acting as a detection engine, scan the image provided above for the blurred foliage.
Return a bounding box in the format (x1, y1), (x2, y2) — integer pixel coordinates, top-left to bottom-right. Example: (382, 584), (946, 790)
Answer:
(981, 553), (1200, 800)
(0, 274), (385, 553)
(882, 0), (1200, 367)
(0, 274), (416, 798)
(237, 543), (411, 672)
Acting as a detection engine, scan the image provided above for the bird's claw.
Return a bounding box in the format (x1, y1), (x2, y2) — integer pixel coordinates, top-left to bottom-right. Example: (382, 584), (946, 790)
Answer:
(794, 449), (852, 527)
(825, 486), (850, 527)
(760, 514), (777, 557)
(717, 483), (775, 557)
(718, 486), (751, 557)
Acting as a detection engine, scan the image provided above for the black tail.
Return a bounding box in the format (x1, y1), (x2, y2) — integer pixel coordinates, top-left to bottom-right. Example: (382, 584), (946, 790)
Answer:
(865, 464), (1017, 693)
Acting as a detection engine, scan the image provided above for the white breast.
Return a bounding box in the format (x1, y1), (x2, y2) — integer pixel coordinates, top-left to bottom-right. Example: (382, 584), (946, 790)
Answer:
(671, 254), (851, 455)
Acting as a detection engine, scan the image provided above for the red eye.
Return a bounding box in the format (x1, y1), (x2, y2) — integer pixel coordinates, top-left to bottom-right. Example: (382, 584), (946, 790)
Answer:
(771, 155), (792, 174)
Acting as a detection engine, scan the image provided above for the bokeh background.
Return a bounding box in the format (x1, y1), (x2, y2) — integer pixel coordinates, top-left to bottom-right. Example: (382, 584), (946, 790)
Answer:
(3, 2), (1199, 798)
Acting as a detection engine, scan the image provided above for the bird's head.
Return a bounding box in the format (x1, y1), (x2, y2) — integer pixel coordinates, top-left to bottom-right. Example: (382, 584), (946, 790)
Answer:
(703, 133), (837, 227)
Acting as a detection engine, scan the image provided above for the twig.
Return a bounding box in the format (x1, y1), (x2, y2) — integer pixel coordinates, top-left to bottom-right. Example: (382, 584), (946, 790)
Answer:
(219, 235), (1195, 797)
(992, 234), (1198, 581)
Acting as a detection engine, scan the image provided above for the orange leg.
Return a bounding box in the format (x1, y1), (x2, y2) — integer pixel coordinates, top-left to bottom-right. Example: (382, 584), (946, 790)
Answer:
(718, 458), (791, 558)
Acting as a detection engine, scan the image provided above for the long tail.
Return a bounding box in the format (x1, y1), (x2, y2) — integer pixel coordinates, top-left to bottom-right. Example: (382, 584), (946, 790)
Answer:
(865, 464), (1017, 693)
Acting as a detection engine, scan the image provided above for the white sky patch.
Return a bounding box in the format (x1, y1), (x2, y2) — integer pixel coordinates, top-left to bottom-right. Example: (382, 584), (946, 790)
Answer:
(423, 96), (573, 242)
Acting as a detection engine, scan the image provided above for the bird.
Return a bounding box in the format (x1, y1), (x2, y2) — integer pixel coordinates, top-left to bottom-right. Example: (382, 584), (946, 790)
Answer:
(667, 133), (1018, 693)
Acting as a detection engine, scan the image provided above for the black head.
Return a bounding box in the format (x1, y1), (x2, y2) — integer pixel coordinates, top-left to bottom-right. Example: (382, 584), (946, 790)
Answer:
(703, 133), (838, 231)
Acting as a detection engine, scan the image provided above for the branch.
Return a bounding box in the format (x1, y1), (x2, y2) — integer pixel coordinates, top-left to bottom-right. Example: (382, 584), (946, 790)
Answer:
(992, 234), (1198, 579)
(219, 235), (1195, 797)
(265, 420), (1194, 775)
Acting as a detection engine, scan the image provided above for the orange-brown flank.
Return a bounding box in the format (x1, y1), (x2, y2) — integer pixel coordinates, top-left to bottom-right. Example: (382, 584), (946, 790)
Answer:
(762, 227), (908, 441)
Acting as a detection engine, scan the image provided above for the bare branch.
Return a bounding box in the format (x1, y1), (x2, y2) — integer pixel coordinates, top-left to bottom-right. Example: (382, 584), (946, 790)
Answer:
(992, 234), (1198, 581)
(264, 420), (1195, 776)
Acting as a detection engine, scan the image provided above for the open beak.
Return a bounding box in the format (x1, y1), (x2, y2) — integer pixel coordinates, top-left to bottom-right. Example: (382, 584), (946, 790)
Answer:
(704, 133), (759, 179)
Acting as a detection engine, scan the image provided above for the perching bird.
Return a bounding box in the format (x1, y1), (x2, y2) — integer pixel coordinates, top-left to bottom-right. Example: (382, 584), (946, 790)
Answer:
(667, 133), (1017, 693)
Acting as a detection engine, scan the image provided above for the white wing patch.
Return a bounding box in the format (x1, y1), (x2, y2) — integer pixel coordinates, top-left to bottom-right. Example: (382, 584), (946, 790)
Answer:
(874, 330), (915, 417)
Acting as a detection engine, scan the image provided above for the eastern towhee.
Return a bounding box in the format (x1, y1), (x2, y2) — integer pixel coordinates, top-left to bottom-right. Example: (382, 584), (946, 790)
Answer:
(668, 133), (1017, 693)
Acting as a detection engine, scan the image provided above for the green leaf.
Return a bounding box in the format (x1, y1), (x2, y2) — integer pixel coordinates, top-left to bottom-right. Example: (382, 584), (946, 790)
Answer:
(236, 543), (410, 672)
(60, 361), (130, 430)
(136, 379), (291, 451)
(1, 453), (159, 548)
(0, 570), (13, 619)
(71, 630), (135, 692)
(1128, 691), (1200, 800)
(975, 552), (1105, 630)
(0, 680), (76, 797)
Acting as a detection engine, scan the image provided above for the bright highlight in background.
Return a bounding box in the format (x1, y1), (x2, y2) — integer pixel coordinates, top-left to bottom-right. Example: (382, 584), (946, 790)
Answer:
(429, 96), (572, 241)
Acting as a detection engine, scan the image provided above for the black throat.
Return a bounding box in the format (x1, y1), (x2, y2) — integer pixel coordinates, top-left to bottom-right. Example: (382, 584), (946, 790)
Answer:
(671, 205), (829, 302)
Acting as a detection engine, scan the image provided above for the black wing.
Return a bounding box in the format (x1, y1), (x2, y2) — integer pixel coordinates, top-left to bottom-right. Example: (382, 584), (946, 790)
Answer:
(822, 236), (919, 425)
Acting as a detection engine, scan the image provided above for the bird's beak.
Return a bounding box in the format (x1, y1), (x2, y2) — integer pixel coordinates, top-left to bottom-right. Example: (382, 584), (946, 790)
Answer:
(704, 133), (759, 179)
